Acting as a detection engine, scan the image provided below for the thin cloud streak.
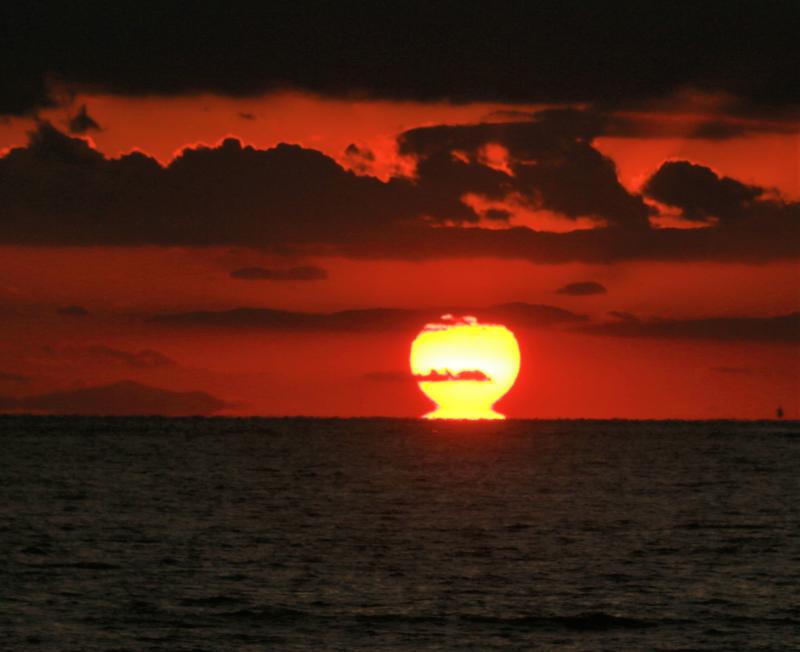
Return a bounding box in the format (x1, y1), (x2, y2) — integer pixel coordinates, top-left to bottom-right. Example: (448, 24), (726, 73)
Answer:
(580, 312), (800, 343)
(151, 303), (588, 332)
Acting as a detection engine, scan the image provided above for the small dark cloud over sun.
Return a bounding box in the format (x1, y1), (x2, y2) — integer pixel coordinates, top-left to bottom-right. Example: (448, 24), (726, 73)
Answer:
(415, 370), (491, 382)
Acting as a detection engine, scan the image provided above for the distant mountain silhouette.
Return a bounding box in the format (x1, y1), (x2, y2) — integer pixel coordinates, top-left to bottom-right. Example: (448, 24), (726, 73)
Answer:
(0, 380), (229, 416)
(151, 303), (587, 331)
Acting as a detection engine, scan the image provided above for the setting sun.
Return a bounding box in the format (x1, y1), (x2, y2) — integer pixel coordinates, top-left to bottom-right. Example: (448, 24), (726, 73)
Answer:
(410, 315), (521, 420)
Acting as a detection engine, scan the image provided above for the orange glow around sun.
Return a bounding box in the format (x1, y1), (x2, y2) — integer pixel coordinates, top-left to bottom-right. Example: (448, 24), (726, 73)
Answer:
(410, 315), (521, 420)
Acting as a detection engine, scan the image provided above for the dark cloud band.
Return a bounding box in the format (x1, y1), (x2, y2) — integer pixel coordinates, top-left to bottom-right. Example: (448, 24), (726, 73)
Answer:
(1, 2), (797, 115)
(0, 119), (797, 263)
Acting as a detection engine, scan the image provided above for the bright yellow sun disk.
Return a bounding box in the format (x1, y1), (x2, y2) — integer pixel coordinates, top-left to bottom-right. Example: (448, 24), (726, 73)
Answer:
(410, 316), (521, 420)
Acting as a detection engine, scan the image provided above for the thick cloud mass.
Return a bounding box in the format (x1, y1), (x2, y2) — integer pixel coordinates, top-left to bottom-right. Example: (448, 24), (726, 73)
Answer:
(0, 120), (797, 262)
(0, 124), (415, 246)
(644, 162), (764, 222)
(1, 2), (797, 115)
(399, 110), (652, 228)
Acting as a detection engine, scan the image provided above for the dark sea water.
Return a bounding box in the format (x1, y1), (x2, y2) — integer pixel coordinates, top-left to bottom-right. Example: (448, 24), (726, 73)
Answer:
(1, 417), (799, 651)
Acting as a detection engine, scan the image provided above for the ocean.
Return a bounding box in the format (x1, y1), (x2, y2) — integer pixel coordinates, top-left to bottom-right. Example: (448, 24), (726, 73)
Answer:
(1, 417), (798, 651)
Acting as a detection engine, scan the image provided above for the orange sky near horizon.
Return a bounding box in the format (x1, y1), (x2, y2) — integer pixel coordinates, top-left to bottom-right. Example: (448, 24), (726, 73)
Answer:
(0, 92), (797, 419)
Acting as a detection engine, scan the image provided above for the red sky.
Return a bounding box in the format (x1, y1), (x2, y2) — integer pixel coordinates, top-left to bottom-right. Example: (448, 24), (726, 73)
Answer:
(0, 91), (797, 418)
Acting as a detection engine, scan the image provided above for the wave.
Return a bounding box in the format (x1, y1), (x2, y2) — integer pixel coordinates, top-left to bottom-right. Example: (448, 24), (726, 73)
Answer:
(23, 561), (120, 570)
(459, 612), (664, 631)
(219, 607), (308, 623)
(179, 595), (247, 608)
(212, 606), (680, 631)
